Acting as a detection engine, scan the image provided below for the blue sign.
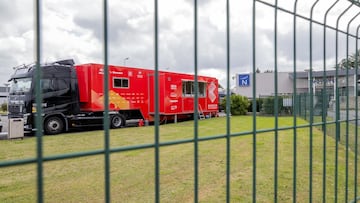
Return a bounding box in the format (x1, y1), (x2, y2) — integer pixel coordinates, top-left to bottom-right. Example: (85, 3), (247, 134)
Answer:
(238, 74), (250, 87)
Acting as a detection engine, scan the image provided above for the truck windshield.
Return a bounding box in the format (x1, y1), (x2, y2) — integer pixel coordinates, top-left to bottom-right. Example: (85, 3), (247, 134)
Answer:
(9, 78), (32, 94)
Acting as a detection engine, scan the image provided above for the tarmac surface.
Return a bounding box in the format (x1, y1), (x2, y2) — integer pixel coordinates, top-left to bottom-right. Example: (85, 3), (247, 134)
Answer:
(0, 116), (141, 140)
(327, 110), (360, 125)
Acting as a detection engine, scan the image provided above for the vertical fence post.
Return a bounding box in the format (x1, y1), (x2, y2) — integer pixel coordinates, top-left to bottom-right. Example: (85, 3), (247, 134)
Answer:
(321, 1), (340, 199)
(252, 1), (257, 202)
(335, 4), (353, 202)
(355, 24), (360, 203)
(102, 0), (111, 202)
(34, 0), (44, 202)
(154, 0), (160, 202)
(345, 10), (360, 202)
(226, 0), (231, 202)
(306, 94), (308, 120)
(309, 2), (320, 201)
(292, 2), (298, 202)
(193, 0), (199, 202)
(273, 1), (279, 202)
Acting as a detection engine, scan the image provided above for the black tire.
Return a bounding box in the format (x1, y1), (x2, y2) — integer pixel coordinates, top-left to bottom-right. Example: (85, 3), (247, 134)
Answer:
(44, 116), (64, 135)
(110, 114), (125, 129)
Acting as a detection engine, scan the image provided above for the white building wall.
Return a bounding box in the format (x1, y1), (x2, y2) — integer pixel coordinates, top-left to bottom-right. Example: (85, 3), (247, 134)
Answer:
(234, 72), (293, 98)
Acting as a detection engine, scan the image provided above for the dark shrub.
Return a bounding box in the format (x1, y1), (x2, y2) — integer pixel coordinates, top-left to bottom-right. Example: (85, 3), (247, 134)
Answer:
(221, 94), (250, 115)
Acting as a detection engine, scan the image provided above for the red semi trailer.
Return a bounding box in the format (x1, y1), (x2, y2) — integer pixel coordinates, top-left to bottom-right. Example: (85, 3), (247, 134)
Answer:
(8, 59), (219, 134)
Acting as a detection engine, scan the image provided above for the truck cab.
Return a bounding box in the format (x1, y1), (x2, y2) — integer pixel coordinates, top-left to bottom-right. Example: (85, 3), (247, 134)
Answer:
(8, 59), (80, 134)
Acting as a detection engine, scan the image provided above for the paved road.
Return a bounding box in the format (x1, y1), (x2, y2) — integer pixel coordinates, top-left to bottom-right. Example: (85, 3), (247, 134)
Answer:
(327, 110), (360, 125)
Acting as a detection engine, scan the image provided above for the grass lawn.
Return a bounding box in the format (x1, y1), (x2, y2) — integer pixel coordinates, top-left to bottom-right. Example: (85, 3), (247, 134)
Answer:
(0, 116), (359, 202)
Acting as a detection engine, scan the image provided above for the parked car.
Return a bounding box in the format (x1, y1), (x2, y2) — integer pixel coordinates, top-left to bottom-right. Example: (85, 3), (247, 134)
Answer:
(218, 92), (226, 112)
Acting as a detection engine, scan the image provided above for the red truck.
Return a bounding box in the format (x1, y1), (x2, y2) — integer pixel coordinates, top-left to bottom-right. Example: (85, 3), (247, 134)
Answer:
(8, 59), (219, 134)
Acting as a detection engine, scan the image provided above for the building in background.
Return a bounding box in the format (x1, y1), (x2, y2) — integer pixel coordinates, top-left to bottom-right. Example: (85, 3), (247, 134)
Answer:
(233, 69), (360, 99)
(0, 86), (9, 104)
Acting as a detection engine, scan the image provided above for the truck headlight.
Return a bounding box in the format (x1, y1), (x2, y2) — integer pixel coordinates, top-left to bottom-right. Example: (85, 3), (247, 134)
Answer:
(23, 115), (28, 124)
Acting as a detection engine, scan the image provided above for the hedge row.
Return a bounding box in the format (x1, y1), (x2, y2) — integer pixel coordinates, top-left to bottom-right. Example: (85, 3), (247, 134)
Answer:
(221, 95), (292, 116)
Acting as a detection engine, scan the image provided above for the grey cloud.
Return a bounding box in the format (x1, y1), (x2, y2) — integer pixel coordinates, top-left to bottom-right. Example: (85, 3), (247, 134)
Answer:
(184, 0), (213, 7)
(72, 12), (103, 41)
(0, 2), (13, 21)
(0, 1), (33, 37)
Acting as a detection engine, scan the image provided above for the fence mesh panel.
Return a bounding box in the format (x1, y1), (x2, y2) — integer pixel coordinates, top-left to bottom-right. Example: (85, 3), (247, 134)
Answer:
(1, 0), (360, 202)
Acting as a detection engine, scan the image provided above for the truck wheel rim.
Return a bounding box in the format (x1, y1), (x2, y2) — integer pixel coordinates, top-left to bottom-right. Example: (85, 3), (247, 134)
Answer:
(48, 120), (60, 131)
(113, 117), (122, 127)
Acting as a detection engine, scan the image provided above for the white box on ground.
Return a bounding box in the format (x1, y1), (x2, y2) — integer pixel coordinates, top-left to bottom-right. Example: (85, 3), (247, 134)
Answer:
(8, 118), (24, 139)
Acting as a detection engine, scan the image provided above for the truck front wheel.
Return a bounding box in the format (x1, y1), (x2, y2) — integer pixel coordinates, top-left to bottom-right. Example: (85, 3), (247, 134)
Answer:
(110, 114), (126, 129)
(44, 116), (64, 135)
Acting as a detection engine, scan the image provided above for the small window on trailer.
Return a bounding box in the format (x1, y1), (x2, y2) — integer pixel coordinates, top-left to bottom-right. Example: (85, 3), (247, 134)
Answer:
(113, 77), (129, 88)
(198, 82), (206, 97)
(182, 80), (206, 97)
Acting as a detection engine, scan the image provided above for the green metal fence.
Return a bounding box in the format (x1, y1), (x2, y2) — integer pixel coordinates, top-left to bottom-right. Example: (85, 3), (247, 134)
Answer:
(1, 0), (360, 202)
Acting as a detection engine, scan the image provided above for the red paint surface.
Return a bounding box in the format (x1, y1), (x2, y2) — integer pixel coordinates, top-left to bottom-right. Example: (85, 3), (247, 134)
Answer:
(75, 64), (218, 121)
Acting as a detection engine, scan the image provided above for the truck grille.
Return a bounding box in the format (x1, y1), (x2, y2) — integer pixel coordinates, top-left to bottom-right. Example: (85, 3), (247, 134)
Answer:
(9, 105), (22, 113)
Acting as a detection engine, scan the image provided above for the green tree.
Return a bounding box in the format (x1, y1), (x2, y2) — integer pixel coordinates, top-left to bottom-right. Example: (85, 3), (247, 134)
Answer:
(221, 94), (250, 115)
(338, 50), (359, 69)
(1, 103), (7, 112)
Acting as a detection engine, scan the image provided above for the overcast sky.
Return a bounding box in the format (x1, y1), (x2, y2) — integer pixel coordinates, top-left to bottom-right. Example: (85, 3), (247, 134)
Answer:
(1, 0), (360, 87)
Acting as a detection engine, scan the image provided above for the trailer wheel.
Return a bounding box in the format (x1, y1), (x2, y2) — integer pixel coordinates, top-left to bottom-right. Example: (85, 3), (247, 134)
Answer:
(110, 114), (125, 128)
(44, 116), (64, 135)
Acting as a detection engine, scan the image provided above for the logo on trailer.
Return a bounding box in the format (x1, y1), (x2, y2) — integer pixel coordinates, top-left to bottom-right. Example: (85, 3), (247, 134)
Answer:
(238, 74), (250, 87)
(208, 82), (216, 103)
